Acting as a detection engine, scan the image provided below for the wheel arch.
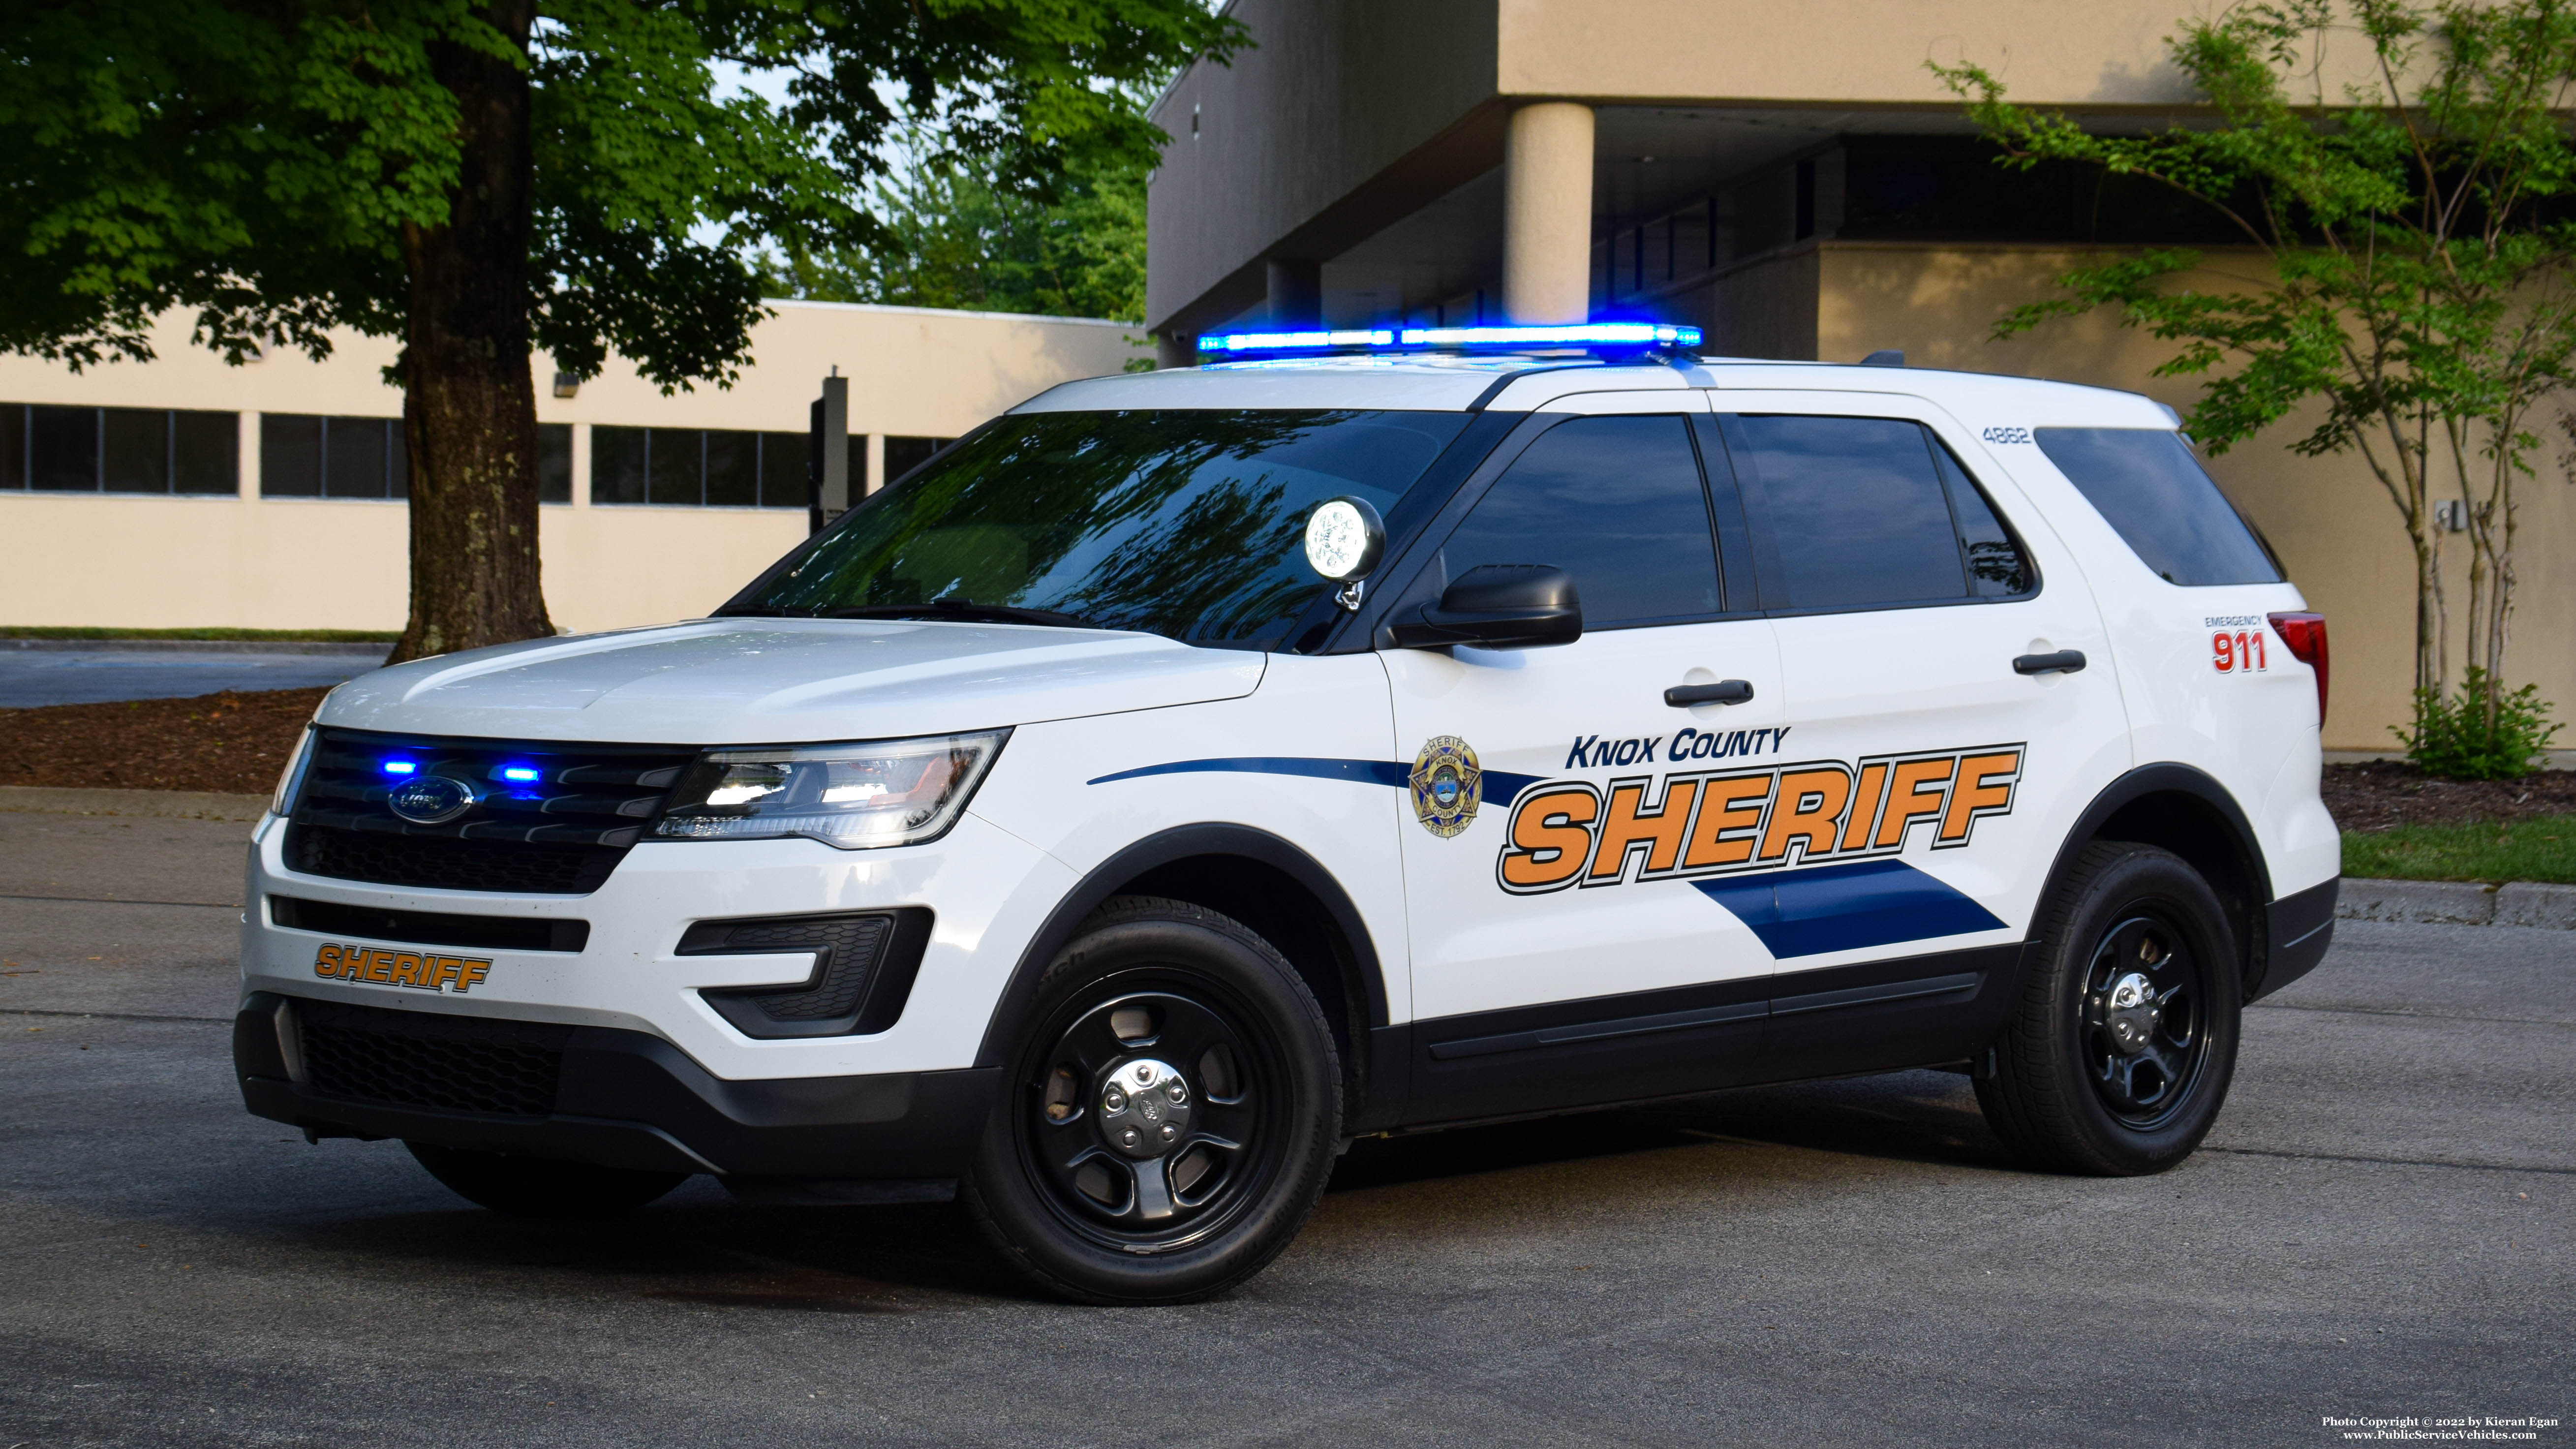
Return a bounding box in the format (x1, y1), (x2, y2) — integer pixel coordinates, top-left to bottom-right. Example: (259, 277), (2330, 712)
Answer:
(973, 824), (1393, 1127)
(2042, 764), (2280, 999)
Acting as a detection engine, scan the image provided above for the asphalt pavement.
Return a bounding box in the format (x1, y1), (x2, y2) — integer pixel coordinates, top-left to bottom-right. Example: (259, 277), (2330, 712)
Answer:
(0, 809), (2566, 1447)
(0, 645), (388, 707)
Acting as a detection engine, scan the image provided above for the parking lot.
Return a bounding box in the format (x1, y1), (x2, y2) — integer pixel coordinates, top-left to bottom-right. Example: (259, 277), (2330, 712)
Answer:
(0, 806), (2565, 1447)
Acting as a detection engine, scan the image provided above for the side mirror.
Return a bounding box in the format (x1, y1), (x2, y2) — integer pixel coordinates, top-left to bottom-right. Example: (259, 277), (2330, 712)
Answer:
(1384, 564), (1583, 650)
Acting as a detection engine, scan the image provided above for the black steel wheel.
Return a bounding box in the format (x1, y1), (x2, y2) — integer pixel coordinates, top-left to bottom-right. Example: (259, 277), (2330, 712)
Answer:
(962, 896), (1340, 1304)
(2080, 911), (2208, 1127)
(1975, 842), (2242, 1175)
(406, 1142), (688, 1218)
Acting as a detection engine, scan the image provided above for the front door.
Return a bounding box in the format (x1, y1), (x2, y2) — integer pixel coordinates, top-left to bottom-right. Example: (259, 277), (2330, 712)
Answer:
(1378, 394), (1787, 1121)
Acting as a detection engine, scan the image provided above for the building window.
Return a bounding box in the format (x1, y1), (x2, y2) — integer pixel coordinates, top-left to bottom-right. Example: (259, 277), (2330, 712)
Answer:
(538, 424), (572, 503)
(883, 435), (954, 485)
(591, 426), (810, 508)
(0, 404), (239, 494)
(256, 417), (570, 500)
(261, 414), (407, 499)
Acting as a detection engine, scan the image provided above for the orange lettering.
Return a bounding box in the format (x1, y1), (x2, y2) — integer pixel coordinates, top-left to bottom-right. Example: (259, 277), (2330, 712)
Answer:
(390, 953), (425, 987)
(362, 949), (394, 984)
(1842, 763), (1889, 851)
(1873, 757), (1956, 849)
(1588, 778), (1699, 881)
(314, 944), (344, 979)
(454, 960), (491, 994)
(1938, 750), (2023, 843)
(1758, 767), (1853, 863)
(1681, 771), (1775, 869)
(1502, 786), (1601, 891)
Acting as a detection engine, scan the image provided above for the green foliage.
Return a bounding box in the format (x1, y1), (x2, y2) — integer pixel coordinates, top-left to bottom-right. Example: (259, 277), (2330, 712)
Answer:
(1931, 0), (2576, 733)
(0, 0), (1238, 385)
(778, 129), (1149, 322)
(2393, 666), (2564, 777)
(2341, 814), (2576, 881)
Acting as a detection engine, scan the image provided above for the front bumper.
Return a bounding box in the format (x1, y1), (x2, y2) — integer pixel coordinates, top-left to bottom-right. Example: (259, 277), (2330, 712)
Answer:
(234, 991), (999, 1181)
(240, 809), (1075, 1081)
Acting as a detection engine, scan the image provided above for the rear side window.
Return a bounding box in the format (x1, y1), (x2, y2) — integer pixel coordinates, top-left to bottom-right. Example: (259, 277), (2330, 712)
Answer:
(2033, 428), (2281, 586)
(1718, 414), (2032, 611)
(1427, 414), (1721, 627)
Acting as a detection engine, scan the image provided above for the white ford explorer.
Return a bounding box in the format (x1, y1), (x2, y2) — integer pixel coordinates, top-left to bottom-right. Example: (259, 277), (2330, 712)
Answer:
(235, 332), (2341, 1304)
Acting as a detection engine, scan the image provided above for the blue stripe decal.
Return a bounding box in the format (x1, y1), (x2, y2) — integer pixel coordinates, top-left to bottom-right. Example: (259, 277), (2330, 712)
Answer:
(1087, 757), (1412, 788)
(1692, 858), (2006, 959)
(1087, 757), (1545, 801)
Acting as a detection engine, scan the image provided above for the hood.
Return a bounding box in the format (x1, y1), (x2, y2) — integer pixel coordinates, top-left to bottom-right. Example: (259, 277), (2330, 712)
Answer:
(314, 617), (1265, 745)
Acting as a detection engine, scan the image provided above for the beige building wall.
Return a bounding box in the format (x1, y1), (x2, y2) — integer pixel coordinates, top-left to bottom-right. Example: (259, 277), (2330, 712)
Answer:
(0, 302), (1138, 634)
(1805, 241), (2574, 755)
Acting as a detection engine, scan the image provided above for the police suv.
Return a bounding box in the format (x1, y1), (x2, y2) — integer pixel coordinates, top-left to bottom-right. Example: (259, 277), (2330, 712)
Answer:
(235, 325), (2340, 1305)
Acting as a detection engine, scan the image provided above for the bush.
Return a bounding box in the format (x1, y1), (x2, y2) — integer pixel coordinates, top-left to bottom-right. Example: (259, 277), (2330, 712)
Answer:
(2393, 668), (2563, 779)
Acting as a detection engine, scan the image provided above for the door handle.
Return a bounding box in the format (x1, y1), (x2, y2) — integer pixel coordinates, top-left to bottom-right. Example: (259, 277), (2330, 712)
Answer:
(1664, 679), (1755, 707)
(2013, 649), (2087, 676)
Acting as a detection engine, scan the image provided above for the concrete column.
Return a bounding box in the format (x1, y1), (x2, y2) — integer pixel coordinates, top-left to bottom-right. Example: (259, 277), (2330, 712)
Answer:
(1156, 333), (1197, 370)
(1503, 102), (1595, 325)
(240, 410), (262, 500)
(1266, 258), (1322, 328)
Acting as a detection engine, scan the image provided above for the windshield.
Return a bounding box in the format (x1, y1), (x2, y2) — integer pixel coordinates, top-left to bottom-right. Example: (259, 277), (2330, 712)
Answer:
(731, 409), (1473, 649)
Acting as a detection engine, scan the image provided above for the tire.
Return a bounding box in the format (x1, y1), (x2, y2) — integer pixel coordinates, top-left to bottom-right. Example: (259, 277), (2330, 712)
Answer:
(1975, 842), (2242, 1175)
(406, 1142), (689, 1219)
(961, 895), (1343, 1305)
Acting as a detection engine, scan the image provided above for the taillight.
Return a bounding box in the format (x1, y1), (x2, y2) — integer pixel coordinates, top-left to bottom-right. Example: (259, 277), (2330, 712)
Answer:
(2268, 612), (2329, 724)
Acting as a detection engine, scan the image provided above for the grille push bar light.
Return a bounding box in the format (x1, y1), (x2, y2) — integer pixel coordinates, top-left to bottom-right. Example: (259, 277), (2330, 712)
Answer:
(1195, 322), (1703, 358)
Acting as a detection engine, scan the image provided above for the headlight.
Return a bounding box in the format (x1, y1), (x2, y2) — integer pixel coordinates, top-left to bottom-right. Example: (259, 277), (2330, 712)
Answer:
(269, 721), (320, 818)
(653, 730), (1009, 850)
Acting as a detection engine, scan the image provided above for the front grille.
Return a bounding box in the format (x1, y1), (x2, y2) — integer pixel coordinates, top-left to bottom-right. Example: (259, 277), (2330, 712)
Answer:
(295, 998), (570, 1118)
(286, 728), (697, 894)
(270, 895), (589, 953)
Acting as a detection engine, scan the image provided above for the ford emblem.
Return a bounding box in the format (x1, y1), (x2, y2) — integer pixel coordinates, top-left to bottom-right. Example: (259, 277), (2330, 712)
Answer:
(387, 774), (479, 825)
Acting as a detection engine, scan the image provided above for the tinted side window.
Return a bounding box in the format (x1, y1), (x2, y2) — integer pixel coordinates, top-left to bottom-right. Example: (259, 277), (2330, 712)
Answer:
(1722, 415), (1966, 610)
(1430, 415), (1720, 627)
(2033, 428), (2281, 586)
(1931, 439), (2035, 598)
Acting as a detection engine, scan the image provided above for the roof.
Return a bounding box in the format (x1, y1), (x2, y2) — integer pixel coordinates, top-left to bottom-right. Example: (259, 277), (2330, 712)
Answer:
(1013, 352), (2177, 427)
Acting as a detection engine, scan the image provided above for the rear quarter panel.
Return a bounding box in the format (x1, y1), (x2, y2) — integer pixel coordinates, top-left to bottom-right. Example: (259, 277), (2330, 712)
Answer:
(1953, 392), (2336, 901)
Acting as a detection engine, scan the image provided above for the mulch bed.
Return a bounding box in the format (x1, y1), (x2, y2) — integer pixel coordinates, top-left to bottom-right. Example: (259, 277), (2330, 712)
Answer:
(4, 686), (2572, 827)
(0, 686), (333, 794)
(2323, 760), (2576, 833)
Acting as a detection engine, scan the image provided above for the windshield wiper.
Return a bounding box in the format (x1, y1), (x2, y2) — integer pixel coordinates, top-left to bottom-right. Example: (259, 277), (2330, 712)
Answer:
(815, 600), (1113, 631)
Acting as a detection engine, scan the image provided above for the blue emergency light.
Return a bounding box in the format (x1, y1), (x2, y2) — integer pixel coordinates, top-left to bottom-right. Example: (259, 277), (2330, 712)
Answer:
(1196, 321), (1700, 358)
(380, 759), (418, 777)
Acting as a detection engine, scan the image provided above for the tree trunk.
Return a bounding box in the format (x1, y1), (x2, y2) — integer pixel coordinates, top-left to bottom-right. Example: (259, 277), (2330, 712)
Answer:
(389, 0), (552, 665)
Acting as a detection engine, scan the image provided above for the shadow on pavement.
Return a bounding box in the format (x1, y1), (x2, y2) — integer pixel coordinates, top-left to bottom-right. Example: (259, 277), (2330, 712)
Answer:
(1330, 1068), (2021, 1192)
(251, 1068), (2023, 1308)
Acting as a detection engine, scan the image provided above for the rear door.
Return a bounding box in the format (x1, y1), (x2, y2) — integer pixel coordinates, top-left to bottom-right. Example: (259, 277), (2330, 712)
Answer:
(1377, 392), (1789, 1121)
(1703, 394), (2130, 1076)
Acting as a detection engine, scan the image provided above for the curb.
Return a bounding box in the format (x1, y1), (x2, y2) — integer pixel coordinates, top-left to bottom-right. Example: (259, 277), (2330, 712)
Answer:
(0, 639), (391, 657)
(0, 786), (271, 822)
(2336, 877), (2576, 929)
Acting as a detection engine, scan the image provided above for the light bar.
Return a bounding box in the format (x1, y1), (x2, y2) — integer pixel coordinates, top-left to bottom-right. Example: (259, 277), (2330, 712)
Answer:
(1195, 322), (1700, 356)
(1197, 329), (1395, 354)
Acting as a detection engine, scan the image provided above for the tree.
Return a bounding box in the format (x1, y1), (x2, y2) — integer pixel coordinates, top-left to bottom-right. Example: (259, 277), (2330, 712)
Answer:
(1933, 0), (2576, 771)
(779, 124), (1150, 323)
(0, 0), (1236, 662)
